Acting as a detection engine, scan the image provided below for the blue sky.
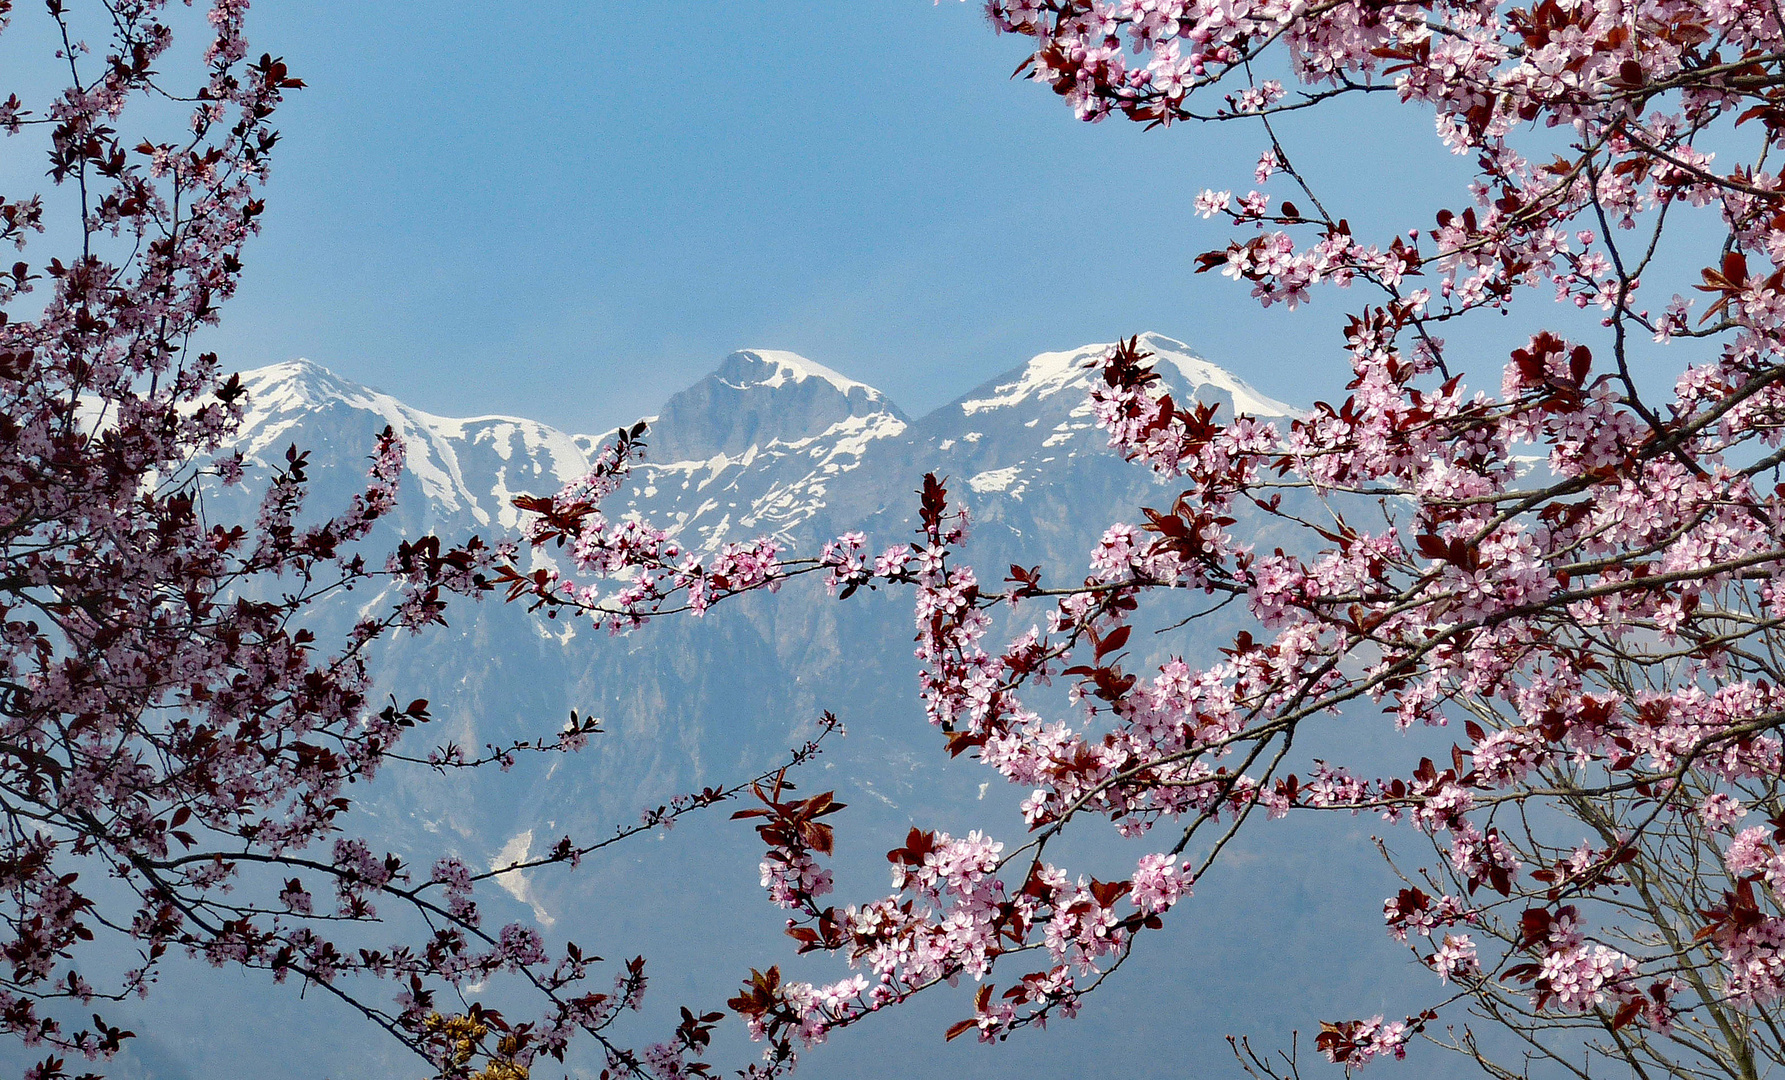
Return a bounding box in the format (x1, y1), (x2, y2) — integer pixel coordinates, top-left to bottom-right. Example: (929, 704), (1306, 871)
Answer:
(181, 3), (1479, 434)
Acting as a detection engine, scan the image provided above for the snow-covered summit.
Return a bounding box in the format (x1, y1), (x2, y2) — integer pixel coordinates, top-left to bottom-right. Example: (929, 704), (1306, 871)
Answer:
(237, 358), (365, 417)
(228, 351), (913, 552)
(238, 359), (585, 444)
(648, 350), (905, 466)
(721, 349), (880, 400)
(1138, 332), (1294, 417)
(628, 351), (909, 548)
(234, 359), (590, 530)
(825, 332), (1298, 519)
(960, 332), (1291, 419)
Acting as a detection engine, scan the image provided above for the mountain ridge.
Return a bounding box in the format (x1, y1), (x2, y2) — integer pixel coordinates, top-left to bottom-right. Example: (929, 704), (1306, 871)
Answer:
(232, 334), (1292, 550)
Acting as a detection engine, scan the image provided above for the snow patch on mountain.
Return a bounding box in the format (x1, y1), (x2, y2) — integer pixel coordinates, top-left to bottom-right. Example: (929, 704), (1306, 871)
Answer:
(491, 829), (552, 926)
(967, 466), (1026, 496)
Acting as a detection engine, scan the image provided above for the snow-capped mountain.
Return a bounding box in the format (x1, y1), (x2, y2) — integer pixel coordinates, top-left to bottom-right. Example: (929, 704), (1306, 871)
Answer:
(648, 348), (904, 463)
(229, 332), (1287, 561)
(82, 338), (1481, 1080)
(234, 359), (590, 534)
(824, 333), (1290, 557)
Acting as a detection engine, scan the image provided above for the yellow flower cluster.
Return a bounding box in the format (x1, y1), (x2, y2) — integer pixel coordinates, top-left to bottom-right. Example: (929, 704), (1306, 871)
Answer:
(419, 1012), (529, 1080)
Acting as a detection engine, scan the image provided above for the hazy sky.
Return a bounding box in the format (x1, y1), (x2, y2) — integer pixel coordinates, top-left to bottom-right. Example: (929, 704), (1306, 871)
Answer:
(147, 2), (1489, 436)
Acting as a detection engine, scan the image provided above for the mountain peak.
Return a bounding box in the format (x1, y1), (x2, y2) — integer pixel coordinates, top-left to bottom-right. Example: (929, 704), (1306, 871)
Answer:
(230, 359), (591, 529)
(1131, 332), (1293, 417)
(959, 333), (1291, 419)
(236, 358), (362, 414)
(647, 350), (905, 465)
(719, 349), (878, 400)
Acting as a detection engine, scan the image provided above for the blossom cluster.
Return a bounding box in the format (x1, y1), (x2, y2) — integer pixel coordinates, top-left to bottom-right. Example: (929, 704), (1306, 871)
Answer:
(366, 0), (1785, 1072)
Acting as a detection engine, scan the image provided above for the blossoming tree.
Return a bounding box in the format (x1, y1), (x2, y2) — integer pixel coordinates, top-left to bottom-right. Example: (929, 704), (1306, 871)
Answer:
(506, 0), (1785, 1076)
(0, 4), (845, 1079)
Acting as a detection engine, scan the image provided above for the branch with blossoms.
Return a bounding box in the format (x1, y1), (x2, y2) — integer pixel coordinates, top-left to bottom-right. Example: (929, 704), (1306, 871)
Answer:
(489, 421), (920, 634)
(711, 312), (1785, 1074)
(978, 0), (1785, 376)
(383, 709), (608, 772)
(0, 4), (863, 1078)
(110, 719), (841, 1080)
(458, 2), (1785, 1076)
(0, 413), (840, 1080)
(517, 309), (1785, 1077)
